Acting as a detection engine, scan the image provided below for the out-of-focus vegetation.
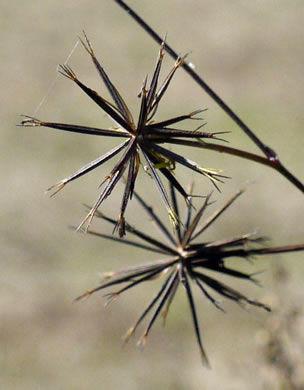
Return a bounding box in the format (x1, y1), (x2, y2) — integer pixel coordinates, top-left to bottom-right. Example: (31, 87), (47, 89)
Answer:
(2, 1), (304, 389)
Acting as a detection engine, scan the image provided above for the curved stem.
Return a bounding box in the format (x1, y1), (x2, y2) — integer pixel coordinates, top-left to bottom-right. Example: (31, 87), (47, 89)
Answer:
(164, 139), (304, 192)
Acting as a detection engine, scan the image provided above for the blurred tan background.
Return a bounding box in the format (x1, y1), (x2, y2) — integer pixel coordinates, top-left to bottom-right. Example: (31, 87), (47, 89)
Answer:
(2, 1), (304, 389)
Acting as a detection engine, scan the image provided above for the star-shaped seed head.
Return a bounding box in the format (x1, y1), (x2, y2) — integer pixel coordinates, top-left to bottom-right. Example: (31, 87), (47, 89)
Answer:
(20, 32), (228, 236)
(76, 185), (304, 365)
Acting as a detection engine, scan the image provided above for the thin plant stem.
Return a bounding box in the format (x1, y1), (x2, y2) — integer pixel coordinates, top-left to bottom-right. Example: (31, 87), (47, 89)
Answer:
(113, 0), (304, 193)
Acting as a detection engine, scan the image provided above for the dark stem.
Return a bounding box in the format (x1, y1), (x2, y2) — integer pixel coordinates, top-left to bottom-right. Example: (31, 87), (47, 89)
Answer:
(165, 139), (304, 193)
(113, 0), (304, 193)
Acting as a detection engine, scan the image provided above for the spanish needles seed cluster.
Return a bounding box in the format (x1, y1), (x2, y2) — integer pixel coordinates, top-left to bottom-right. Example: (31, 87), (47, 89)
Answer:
(20, 32), (228, 237)
(76, 186), (304, 366)
(20, 0), (304, 367)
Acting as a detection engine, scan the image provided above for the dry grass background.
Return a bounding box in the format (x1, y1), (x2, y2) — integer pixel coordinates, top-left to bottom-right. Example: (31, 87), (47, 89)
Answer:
(2, 1), (304, 389)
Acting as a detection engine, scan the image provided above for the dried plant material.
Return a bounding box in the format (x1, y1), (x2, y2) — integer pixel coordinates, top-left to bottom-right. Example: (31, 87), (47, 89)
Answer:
(76, 185), (304, 366)
(19, 32), (229, 236)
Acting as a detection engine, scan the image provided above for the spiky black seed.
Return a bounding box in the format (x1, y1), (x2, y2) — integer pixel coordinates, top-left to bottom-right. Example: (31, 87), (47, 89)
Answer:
(20, 32), (227, 236)
(76, 184), (304, 365)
